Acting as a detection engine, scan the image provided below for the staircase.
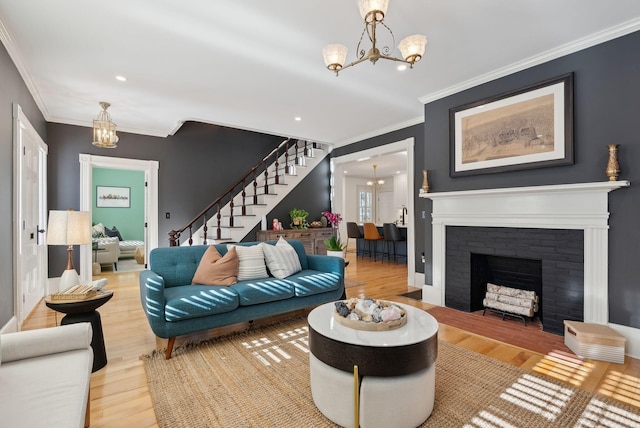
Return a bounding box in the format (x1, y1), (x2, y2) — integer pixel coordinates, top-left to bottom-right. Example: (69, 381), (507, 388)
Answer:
(169, 139), (329, 246)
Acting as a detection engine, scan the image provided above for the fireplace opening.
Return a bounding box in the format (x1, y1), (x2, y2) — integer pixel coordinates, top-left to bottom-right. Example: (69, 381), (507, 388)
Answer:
(470, 254), (543, 324)
(445, 226), (584, 335)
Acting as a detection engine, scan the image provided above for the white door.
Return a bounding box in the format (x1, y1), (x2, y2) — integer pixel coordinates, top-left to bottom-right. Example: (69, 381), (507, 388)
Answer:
(14, 104), (48, 326)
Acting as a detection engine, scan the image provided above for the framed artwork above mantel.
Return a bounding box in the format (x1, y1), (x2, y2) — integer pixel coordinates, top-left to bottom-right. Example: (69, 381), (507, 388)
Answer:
(449, 73), (574, 177)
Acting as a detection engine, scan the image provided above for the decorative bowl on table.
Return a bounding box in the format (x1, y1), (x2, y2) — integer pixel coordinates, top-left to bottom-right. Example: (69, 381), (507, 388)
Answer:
(333, 297), (407, 331)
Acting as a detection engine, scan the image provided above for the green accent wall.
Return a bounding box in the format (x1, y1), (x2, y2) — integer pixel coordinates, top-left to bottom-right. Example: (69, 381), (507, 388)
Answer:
(92, 168), (145, 241)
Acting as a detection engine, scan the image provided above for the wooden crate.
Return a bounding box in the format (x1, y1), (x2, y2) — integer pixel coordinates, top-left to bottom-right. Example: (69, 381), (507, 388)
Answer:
(564, 320), (626, 364)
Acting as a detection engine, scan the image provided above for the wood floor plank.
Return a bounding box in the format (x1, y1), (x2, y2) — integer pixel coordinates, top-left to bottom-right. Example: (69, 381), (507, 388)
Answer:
(20, 250), (640, 427)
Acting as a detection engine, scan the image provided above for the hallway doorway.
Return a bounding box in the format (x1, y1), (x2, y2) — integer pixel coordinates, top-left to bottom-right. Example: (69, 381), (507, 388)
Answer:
(78, 155), (159, 283)
(330, 137), (417, 286)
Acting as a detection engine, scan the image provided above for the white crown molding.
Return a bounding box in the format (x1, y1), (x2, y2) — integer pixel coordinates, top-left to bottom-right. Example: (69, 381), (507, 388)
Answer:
(48, 116), (173, 138)
(419, 18), (640, 105)
(0, 19), (49, 119)
(332, 116), (424, 148)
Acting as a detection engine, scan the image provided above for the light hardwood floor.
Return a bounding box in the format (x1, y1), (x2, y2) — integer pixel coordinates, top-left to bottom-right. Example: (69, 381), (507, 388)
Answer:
(22, 251), (640, 427)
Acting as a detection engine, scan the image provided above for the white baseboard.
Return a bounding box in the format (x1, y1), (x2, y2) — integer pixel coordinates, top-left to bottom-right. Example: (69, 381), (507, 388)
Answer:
(0, 316), (18, 334)
(412, 272), (425, 288)
(421, 284), (443, 306)
(608, 323), (640, 359)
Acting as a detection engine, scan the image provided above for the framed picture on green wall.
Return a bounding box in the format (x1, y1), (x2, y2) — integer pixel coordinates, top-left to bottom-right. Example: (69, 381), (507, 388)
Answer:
(97, 186), (130, 208)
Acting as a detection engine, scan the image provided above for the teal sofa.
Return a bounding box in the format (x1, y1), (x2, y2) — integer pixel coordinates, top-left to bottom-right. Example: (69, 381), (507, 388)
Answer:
(140, 240), (345, 358)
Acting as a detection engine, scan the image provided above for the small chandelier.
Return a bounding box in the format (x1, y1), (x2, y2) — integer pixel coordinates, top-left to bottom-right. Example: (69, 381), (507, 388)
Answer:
(92, 102), (119, 148)
(367, 164), (385, 187)
(322, 0), (427, 76)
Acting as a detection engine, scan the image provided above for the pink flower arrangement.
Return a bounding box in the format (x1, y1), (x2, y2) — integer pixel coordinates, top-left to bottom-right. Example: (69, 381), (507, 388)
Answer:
(322, 211), (343, 228)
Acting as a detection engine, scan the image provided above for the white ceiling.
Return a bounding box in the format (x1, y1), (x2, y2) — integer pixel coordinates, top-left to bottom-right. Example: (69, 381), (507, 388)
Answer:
(1, 1), (640, 147)
(339, 150), (408, 180)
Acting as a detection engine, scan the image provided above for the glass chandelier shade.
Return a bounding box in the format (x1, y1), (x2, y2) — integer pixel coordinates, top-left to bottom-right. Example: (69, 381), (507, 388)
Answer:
(92, 102), (119, 148)
(322, 44), (348, 71)
(398, 34), (428, 63)
(357, 0), (389, 23)
(322, 0), (427, 75)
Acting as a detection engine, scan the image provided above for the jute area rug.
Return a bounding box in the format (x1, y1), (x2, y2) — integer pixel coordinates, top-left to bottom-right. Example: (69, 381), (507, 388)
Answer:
(142, 318), (640, 428)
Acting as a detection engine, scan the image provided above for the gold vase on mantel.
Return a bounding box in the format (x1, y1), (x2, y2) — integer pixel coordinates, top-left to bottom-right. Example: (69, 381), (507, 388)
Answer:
(606, 144), (621, 181)
(421, 169), (430, 193)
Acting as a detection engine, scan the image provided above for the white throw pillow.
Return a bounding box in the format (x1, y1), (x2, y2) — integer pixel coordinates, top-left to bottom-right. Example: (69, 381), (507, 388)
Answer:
(228, 244), (269, 281)
(92, 223), (106, 238)
(261, 238), (302, 279)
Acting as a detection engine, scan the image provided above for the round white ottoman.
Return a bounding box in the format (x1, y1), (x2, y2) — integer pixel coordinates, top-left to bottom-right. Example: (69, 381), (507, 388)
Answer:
(308, 303), (439, 428)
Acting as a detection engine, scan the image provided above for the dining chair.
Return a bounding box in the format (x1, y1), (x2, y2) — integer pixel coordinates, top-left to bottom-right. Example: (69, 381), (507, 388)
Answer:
(363, 222), (384, 261)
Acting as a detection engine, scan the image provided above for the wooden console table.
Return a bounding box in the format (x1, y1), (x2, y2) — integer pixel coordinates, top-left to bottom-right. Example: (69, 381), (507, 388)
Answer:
(256, 227), (334, 255)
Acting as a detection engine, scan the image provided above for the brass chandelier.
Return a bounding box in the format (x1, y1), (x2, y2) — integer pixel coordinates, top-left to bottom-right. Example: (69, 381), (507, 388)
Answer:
(367, 164), (385, 187)
(322, 0), (427, 76)
(92, 102), (119, 148)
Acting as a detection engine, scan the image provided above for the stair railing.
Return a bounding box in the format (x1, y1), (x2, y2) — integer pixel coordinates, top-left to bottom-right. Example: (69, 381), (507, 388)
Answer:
(168, 138), (299, 246)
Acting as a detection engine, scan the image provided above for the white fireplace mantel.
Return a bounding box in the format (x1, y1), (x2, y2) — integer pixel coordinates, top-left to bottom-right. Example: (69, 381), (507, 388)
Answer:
(420, 180), (630, 327)
(423, 181), (629, 230)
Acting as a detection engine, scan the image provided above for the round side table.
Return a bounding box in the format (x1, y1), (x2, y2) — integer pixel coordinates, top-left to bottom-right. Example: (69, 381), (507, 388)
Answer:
(45, 290), (114, 372)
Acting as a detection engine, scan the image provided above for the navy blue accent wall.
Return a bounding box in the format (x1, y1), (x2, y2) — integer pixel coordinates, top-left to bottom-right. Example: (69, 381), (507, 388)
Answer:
(423, 31), (640, 329)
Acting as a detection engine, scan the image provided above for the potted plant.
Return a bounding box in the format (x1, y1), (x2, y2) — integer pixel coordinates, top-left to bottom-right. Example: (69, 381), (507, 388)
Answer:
(324, 235), (346, 258)
(289, 208), (310, 229)
(322, 211), (345, 258)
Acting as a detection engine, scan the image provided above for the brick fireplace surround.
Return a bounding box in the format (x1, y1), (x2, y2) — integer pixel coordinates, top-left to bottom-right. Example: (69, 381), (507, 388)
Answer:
(420, 181), (639, 358)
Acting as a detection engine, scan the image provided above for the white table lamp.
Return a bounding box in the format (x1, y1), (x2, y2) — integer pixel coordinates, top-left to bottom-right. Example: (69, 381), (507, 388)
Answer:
(47, 209), (91, 291)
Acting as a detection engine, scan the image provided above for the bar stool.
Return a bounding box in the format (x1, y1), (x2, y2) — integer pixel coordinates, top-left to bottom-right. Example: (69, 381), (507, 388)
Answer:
(383, 223), (406, 263)
(363, 223), (384, 261)
(346, 222), (363, 257)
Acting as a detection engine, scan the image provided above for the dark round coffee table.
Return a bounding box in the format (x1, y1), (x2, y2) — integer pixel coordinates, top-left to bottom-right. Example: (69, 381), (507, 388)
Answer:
(45, 290), (114, 372)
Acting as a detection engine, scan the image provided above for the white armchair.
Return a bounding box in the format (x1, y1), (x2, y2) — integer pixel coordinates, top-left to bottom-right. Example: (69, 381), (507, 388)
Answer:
(94, 237), (120, 271)
(0, 323), (93, 427)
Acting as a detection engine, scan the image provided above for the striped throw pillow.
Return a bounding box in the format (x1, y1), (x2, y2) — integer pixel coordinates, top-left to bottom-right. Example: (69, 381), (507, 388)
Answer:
(261, 238), (302, 279)
(228, 244), (269, 281)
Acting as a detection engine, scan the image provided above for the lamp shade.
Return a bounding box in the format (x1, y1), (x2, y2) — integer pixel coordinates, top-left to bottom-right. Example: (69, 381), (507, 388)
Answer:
(47, 210), (91, 246)
(398, 34), (427, 63)
(357, 0), (389, 22)
(322, 44), (348, 69)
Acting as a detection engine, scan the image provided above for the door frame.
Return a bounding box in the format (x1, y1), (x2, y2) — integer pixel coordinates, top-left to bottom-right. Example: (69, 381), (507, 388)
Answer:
(330, 138), (416, 285)
(12, 103), (48, 330)
(79, 154), (159, 283)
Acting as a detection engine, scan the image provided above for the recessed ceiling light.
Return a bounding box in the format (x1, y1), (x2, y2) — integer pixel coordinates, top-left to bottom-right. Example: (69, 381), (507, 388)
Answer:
(397, 64), (407, 71)
(396, 170), (401, 174)
(343, 170), (348, 174)
(294, 117), (302, 121)
(116, 75), (127, 82)
(357, 157), (370, 162)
